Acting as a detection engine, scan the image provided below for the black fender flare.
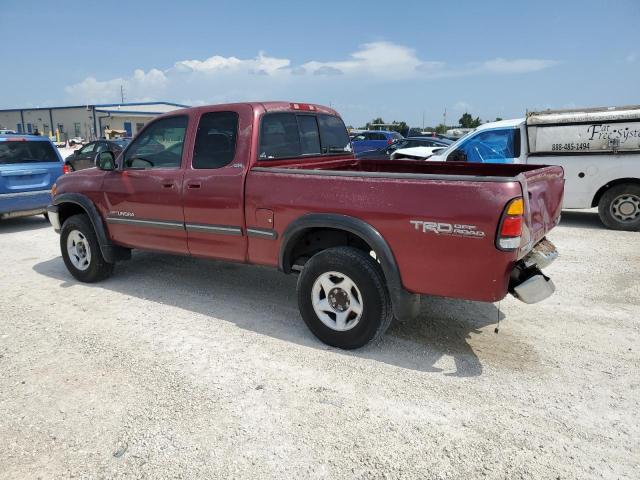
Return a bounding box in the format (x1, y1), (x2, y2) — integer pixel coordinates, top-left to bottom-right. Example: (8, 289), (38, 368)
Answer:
(279, 213), (420, 321)
(53, 193), (130, 263)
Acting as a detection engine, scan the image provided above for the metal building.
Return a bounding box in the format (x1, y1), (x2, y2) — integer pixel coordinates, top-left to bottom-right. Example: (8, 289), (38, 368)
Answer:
(0, 102), (188, 141)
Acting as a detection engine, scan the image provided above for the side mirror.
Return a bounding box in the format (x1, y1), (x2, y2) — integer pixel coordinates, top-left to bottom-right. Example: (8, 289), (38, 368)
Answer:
(448, 149), (467, 162)
(95, 151), (116, 171)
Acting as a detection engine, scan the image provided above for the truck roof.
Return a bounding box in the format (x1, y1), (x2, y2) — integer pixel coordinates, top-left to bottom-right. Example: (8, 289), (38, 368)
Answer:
(527, 105), (640, 125)
(475, 118), (524, 131)
(168, 101), (341, 118)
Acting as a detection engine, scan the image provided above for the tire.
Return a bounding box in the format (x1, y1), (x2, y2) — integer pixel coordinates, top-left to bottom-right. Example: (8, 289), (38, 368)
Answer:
(297, 247), (393, 349)
(598, 183), (640, 231)
(60, 213), (114, 282)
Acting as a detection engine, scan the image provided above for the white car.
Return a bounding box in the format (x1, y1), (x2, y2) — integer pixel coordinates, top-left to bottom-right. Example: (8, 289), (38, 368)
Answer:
(390, 146), (447, 160)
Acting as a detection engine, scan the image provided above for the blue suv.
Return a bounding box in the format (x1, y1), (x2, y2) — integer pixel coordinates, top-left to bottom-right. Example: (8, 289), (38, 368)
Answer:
(350, 130), (403, 154)
(0, 135), (65, 220)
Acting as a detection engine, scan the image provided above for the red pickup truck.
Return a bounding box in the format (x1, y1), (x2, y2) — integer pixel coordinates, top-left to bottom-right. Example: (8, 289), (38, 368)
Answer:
(48, 102), (564, 349)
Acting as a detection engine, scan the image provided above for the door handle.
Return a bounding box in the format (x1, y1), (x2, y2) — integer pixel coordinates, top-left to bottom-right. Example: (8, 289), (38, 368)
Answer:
(187, 182), (201, 189)
(161, 182), (175, 189)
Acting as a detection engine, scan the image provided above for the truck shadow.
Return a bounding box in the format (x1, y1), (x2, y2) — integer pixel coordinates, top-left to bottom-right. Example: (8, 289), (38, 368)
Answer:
(33, 252), (504, 377)
(559, 210), (604, 230)
(0, 215), (50, 233)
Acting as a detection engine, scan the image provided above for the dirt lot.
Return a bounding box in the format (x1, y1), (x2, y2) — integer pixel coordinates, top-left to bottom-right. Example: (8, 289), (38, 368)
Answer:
(0, 210), (638, 479)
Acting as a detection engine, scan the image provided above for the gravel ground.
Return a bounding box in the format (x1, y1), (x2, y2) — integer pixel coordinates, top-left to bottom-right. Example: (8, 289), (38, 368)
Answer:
(0, 209), (638, 479)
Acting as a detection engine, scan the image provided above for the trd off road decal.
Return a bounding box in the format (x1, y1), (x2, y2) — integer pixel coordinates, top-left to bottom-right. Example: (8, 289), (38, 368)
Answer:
(410, 220), (485, 239)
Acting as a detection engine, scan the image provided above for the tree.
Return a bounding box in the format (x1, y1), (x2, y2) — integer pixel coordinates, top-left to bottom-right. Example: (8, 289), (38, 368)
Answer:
(458, 112), (482, 128)
(435, 123), (448, 134)
(388, 121), (408, 135)
(495, 117), (503, 122)
(365, 117), (385, 130)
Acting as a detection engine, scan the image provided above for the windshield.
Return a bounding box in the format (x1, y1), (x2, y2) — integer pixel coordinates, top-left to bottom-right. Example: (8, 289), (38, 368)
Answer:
(434, 130), (477, 157)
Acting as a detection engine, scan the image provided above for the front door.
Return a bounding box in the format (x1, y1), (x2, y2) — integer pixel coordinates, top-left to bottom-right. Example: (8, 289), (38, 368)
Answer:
(123, 122), (132, 137)
(102, 115), (189, 254)
(182, 108), (250, 261)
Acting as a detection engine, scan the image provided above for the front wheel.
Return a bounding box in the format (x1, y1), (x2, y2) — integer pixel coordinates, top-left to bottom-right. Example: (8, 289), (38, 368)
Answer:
(60, 214), (114, 282)
(598, 183), (640, 231)
(297, 247), (393, 349)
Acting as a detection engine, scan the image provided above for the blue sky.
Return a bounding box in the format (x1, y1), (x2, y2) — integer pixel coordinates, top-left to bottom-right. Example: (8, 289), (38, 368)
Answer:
(1, 0), (638, 127)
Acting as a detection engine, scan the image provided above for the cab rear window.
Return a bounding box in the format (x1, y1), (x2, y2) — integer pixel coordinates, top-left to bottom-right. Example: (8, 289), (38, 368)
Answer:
(0, 141), (58, 164)
(259, 113), (351, 160)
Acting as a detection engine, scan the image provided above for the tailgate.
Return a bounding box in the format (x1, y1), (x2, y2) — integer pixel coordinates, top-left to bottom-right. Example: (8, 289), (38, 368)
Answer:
(519, 165), (564, 257)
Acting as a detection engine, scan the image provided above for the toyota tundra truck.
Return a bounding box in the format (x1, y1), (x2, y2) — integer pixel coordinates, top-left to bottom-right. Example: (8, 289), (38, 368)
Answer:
(47, 102), (564, 349)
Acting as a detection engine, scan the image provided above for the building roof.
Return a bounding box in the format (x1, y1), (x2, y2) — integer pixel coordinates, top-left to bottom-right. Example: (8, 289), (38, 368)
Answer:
(0, 101), (190, 113)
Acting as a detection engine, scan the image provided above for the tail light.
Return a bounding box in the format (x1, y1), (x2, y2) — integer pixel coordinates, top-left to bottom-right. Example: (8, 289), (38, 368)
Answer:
(63, 164), (71, 174)
(387, 139), (393, 145)
(497, 197), (524, 250)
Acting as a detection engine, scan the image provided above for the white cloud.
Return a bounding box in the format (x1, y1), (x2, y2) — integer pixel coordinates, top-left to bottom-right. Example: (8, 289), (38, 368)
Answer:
(63, 42), (559, 105)
(626, 53), (637, 63)
(478, 58), (560, 74)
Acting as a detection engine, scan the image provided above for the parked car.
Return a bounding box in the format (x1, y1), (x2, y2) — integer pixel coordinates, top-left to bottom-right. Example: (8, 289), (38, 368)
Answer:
(356, 136), (451, 160)
(427, 105), (640, 231)
(48, 101), (563, 349)
(0, 129), (18, 135)
(350, 130), (403, 153)
(0, 134), (65, 220)
(65, 139), (130, 171)
(390, 145), (447, 160)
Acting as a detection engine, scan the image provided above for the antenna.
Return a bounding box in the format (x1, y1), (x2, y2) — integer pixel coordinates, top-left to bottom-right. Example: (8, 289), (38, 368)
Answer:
(120, 85), (125, 104)
(443, 108), (447, 127)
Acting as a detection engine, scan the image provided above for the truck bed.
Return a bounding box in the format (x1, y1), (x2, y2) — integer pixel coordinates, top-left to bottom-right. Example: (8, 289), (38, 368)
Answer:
(247, 159), (564, 302)
(254, 158), (553, 180)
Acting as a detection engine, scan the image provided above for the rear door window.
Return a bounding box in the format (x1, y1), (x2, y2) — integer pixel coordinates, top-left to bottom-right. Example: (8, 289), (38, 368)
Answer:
(192, 111), (239, 169)
(0, 140), (59, 164)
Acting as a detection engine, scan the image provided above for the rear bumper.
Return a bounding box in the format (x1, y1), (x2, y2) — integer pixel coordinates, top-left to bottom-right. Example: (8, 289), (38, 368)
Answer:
(47, 204), (61, 232)
(0, 207), (47, 220)
(0, 189), (51, 217)
(509, 238), (557, 304)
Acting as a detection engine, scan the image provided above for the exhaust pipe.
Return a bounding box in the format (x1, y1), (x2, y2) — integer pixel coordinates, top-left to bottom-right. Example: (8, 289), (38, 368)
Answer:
(509, 265), (555, 304)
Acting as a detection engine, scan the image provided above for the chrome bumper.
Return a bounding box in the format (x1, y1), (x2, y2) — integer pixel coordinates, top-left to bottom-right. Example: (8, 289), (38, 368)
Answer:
(47, 205), (61, 232)
(510, 238), (558, 304)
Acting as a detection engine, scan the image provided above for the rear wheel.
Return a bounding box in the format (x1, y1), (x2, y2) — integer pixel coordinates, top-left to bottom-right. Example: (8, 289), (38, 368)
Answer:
(297, 247), (393, 349)
(598, 183), (640, 231)
(60, 214), (114, 282)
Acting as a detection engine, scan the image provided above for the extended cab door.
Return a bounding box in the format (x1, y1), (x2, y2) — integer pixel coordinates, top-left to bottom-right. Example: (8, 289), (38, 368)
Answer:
(182, 106), (252, 261)
(101, 115), (189, 254)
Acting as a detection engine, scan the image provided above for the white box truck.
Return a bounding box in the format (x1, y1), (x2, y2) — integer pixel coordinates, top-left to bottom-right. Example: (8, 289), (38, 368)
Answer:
(416, 105), (640, 231)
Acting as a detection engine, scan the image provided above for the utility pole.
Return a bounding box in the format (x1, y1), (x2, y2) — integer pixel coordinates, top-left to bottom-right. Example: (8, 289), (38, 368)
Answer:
(120, 85), (125, 104)
(443, 108), (447, 128)
(422, 111), (425, 130)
